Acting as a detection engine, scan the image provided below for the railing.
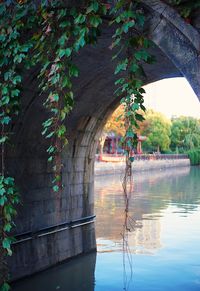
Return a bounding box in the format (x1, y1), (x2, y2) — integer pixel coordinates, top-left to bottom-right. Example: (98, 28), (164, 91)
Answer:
(133, 154), (188, 161)
(96, 153), (189, 162)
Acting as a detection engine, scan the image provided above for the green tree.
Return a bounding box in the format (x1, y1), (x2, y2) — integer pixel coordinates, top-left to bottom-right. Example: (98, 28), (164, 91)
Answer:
(171, 116), (200, 152)
(142, 110), (171, 153)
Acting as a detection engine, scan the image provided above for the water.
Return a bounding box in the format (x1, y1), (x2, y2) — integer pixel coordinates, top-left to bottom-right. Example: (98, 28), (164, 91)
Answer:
(13, 166), (200, 291)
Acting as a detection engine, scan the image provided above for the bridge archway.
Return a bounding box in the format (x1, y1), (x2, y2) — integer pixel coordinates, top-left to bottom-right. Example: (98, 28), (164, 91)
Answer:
(8, 0), (200, 280)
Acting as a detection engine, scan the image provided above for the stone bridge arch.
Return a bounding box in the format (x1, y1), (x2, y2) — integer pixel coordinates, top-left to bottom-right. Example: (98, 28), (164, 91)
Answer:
(7, 0), (200, 280)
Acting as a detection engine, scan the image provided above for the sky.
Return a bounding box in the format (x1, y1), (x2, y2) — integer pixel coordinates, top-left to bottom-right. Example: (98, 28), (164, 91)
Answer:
(143, 77), (200, 119)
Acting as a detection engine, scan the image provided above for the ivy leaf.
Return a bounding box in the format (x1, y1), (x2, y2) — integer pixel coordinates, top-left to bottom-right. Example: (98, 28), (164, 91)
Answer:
(89, 15), (102, 27)
(58, 48), (72, 58)
(3, 223), (12, 232)
(48, 156), (53, 162)
(74, 14), (86, 24)
(135, 113), (145, 121)
(86, 2), (99, 14)
(134, 50), (150, 61)
(129, 156), (135, 162)
(0, 136), (8, 143)
(130, 63), (139, 73)
(69, 64), (79, 77)
(1, 282), (10, 291)
(131, 103), (139, 111)
(46, 131), (54, 139)
(115, 59), (128, 74)
(47, 145), (55, 154)
(2, 237), (12, 250)
(57, 125), (66, 138)
(0, 196), (7, 206)
(53, 185), (59, 192)
(122, 21), (135, 33)
(0, 4), (6, 15)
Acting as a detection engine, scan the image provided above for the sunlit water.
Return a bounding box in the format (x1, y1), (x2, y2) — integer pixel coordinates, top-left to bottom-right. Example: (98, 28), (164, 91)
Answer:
(13, 166), (200, 291)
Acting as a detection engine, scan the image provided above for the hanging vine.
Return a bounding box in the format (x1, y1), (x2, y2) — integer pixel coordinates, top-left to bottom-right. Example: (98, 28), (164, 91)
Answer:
(110, 2), (154, 289)
(0, 1), (107, 289)
(0, 0), (197, 290)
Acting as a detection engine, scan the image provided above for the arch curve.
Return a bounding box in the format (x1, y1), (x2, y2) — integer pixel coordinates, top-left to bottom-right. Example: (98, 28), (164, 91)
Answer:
(8, 1), (200, 279)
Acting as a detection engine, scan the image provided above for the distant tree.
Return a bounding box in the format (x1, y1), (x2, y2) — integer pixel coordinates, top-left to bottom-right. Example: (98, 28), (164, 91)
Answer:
(170, 116), (200, 152)
(104, 105), (126, 136)
(141, 110), (171, 153)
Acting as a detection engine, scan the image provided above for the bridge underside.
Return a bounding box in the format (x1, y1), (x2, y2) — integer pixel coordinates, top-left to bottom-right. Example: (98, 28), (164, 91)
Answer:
(5, 0), (200, 280)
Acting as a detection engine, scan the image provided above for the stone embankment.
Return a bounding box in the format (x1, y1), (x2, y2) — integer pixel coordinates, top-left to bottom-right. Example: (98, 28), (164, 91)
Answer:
(95, 154), (190, 176)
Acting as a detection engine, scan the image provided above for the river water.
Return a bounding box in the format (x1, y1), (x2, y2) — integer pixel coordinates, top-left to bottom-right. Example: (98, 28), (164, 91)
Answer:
(13, 166), (200, 291)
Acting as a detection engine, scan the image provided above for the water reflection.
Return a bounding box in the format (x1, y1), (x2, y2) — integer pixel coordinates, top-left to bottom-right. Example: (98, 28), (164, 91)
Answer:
(95, 167), (200, 255)
(12, 166), (200, 291)
(13, 252), (96, 291)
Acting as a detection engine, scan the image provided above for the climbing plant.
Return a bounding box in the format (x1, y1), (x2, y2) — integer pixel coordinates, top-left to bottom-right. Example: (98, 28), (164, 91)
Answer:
(0, 0), (197, 289)
(168, 0), (200, 18)
(0, 1), (107, 289)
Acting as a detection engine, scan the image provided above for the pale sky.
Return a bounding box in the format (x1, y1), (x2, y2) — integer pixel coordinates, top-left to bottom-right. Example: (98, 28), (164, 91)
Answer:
(143, 77), (200, 119)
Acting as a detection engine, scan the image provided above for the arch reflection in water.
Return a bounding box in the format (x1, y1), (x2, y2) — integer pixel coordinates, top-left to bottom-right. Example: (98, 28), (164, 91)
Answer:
(12, 166), (200, 291)
(12, 252), (96, 291)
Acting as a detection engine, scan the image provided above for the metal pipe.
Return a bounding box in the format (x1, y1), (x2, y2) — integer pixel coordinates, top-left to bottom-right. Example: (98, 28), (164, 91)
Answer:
(12, 215), (96, 245)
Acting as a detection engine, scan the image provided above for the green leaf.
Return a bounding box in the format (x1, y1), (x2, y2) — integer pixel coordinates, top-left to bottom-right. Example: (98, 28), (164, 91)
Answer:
(69, 64), (79, 77)
(2, 237), (12, 250)
(89, 15), (102, 28)
(131, 103), (139, 111)
(57, 125), (66, 138)
(115, 59), (128, 75)
(134, 50), (150, 61)
(140, 104), (146, 112)
(86, 2), (99, 14)
(3, 223), (12, 232)
(58, 48), (72, 58)
(0, 4), (6, 16)
(135, 113), (145, 121)
(46, 131), (54, 139)
(0, 136), (8, 144)
(0, 188), (6, 196)
(47, 145), (55, 154)
(115, 78), (125, 85)
(122, 21), (135, 33)
(48, 156), (53, 162)
(52, 94), (59, 102)
(74, 14), (86, 24)
(11, 89), (20, 97)
(53, 185), (59, 192)
(0, 196), (6, 206)
(12, 75), (22, 85)
(43, 118), (53, 128)
(139, 88), (146, 94)
(4, 177), (14, 186)
(1, 282), (11, 291)
(130, 63), (139, 73)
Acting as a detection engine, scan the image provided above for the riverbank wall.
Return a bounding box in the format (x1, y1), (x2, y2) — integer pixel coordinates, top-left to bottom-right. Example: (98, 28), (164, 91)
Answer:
(95, 155), (190, 176)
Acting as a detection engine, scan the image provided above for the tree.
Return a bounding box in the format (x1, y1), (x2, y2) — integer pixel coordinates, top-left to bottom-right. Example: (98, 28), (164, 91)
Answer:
(104, 105), (126, 136)
(141, 110), (171, 153)
(171, 116), (200, 152)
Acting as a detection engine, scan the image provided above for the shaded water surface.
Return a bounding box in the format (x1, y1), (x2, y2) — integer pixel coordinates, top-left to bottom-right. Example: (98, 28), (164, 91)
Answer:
(13, 166), (200, 290)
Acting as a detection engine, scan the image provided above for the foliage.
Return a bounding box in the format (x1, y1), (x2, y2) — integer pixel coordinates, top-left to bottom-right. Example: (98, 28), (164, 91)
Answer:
(168, 0), (200, 18)
(0, 0), (197, 287)
(110, 0), (154, 156)
(188, 148), (200, 165)
(0, 176), (19, 288)
(104, 105), (126, 136)
(141, 110), (171, 153)
(0, 0), (107, 287)
(171, 116), (200, 152)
